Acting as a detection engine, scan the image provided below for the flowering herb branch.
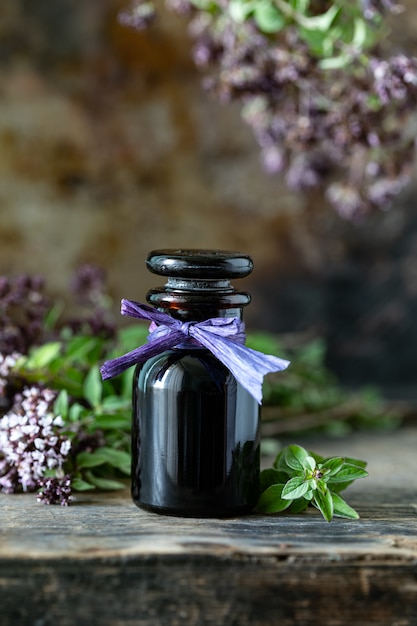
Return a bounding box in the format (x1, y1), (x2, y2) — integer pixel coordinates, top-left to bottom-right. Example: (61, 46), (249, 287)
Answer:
(121, 0), (417, 218)
(4, 327), (148, 502)
(0, 268), (142, 505)
(257, 444), (368, 521)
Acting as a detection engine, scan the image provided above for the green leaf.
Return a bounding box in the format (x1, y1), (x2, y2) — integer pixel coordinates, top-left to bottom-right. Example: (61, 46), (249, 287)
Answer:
(44, 301), (64, 330)
(254, 1), (286, 33)
(272, 448), (292, 473)
(260, 468), (289, 492)
(285, 445), (309, 471)
(189, 0), (217, 10)
(256, 484), (292, 513)
(352, 17), (368, 49)
(320, 457), (345, 477)
(83, 366), (103, 408)
(71, 477), (96, 491)
(69, 402), (85, 422)
(329, 463), (368, 484)
(61, 366), (84, 388)
(304, 488), (314, 501)
(65, 336), (104, 363)
(299, 27), (333, 57)
(313, 486), (334, 522)
(319, 54), (352, 70)
(301, 4), (340, 31)
(120, 368), (135, 399)
(331, 492), (360, 520)
(290, 0), (309, 12)
(245, 331), (286, 358)
(116, 324), (149, 352)
(288, 497), (309, 513)
(76, 447), (131, 474)
(24, 342), (62, 369)
(302, 455), (316, 472)
(85, 471), (126, 491)
(297, 338), (327, 367)
(53, 390), (69, 420)
(309, 450), (325, 464)
(101, 395), (130, 411)
(94, 414), (131, 430)
(76, 450), (109, 470)
(229, 0), (255, 23)
(345, 457), (367, 470)
(282, 476), (310, 500)
(92, 447), (131, 474)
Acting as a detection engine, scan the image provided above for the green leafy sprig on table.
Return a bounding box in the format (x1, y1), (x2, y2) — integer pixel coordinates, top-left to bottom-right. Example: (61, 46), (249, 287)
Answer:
(0, 268), (375, 511)
(257, 444), (368, 521)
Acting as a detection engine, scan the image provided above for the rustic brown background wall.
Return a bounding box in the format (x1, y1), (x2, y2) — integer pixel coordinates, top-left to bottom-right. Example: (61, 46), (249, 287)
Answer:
(1, 0), (417, 392)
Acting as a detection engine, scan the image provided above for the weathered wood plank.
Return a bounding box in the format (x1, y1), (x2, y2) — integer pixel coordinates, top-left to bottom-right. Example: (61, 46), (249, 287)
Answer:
(1, 428), (416, 626)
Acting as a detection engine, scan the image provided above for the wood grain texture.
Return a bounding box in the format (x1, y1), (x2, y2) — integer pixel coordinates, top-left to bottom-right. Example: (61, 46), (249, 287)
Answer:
(1, 428), (417, 626)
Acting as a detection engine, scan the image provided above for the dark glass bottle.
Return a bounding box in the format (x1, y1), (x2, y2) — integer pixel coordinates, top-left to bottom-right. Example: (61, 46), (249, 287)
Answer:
(131, 249), (260, 517)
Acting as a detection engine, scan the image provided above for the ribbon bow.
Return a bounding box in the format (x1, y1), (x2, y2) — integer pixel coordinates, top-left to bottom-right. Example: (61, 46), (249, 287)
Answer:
(100, 299), (290, 404)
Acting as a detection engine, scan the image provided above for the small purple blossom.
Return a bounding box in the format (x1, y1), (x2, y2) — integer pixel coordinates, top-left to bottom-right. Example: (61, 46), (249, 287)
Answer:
(370, 55), (417, 105)
(165, 0), (193, 16)
(326, 183), (364, 220)
(118, 1), (156, 29)
(37, 474), (73, 506)
(360, 0), (403, 20)
(262, 145), (285, 174)
(0, 352), (21, 398)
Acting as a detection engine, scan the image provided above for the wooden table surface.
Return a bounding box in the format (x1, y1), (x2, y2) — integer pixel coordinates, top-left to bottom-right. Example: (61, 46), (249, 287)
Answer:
(1, 427), (417, 626)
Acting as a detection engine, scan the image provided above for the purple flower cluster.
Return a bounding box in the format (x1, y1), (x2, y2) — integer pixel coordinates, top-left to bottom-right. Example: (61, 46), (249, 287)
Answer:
(0, 386), (72, 503)
(0, 266), (120, 505)
(68, 264), (116, 339)
(0, 275), (50, 356)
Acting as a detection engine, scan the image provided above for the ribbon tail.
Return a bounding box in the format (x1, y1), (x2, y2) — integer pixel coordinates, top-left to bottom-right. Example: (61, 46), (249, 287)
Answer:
(121, 299), (178, 328)
(191, 328), (290, 404)
(100, 330), (184, 379)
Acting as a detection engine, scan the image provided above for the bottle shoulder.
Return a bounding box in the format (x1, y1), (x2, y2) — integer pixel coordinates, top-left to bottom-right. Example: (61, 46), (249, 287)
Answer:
(134, 348), (232, 389)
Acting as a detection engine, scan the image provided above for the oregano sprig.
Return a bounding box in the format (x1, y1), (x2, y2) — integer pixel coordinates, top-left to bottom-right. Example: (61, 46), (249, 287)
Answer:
(1, 268), (374, 507)
(257, 444), (368, 521)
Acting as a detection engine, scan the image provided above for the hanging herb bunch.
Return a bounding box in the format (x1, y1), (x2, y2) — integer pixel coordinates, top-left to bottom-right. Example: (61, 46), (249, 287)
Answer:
(120, 0), (417, 219)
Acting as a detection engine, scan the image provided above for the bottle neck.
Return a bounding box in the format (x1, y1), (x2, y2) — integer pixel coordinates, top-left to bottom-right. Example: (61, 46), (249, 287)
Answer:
(146, 278), (250, 322)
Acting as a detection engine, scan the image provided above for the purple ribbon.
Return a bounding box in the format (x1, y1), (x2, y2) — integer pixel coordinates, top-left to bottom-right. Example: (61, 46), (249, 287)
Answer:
(100, 299), (290, 404)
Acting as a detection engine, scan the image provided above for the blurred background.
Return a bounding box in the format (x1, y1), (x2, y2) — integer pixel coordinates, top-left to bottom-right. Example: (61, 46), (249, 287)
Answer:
(1, 0), (417, 399)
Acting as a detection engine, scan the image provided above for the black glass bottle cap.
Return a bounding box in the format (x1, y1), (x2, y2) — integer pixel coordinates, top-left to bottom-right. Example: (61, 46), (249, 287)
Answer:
(146, 249), (254, 279)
